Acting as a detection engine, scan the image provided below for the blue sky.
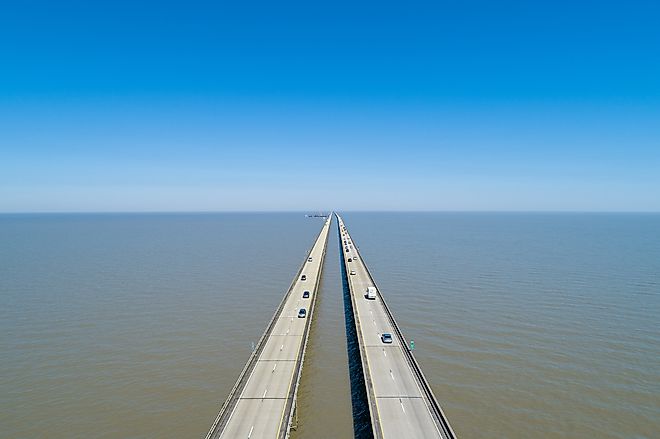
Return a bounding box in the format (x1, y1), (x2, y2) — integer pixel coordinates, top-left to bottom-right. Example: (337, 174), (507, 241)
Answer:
(1, 0), (659, 211)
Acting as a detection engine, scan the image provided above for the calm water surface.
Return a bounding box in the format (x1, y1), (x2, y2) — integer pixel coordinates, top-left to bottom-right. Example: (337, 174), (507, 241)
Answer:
(1, 213), (659, 438)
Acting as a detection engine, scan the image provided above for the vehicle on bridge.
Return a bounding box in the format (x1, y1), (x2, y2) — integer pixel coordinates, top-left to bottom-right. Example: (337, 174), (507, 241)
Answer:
(298, 308), (307, 318)
(303, 290), (310, 298)
(381, 333), (393, 344)
(366, 286), (377, 300)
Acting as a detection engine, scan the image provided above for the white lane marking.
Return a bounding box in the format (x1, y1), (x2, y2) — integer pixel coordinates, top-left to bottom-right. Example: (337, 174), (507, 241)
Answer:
(262, 388), (267, 400)
(383, 349), (387, 357)
(272, 363), (277, 373)
(373, 319), (376, 326)
(286, 328), (289, 334)
(399, 398), (406, 413)
(280, 344), (284, 351)
(248, 425), (254, 438)
(390, 369), (395, 381)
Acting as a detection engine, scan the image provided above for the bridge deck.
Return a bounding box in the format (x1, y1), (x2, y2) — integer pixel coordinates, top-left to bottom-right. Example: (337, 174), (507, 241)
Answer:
(337, 214), (456, 439)
(206, 217), (331, 439)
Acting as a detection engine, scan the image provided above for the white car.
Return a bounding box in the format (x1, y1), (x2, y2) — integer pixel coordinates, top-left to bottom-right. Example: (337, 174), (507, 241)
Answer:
(350, 270), (356, 275)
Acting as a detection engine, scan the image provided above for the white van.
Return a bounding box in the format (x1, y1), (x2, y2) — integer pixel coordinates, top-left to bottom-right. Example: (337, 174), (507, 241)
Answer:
(366, 286), (377, 300)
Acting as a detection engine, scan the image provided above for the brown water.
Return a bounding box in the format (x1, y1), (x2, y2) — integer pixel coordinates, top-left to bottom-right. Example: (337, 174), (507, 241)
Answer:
(1, 213), (659, 438)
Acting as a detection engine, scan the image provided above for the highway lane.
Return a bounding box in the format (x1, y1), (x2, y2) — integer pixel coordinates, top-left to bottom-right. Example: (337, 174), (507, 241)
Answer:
(337, 214), (456, 439)
(206, 216), (331, 439)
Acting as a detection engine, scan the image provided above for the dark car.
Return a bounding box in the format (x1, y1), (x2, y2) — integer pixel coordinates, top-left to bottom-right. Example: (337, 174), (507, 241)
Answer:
(303, 290), (310, 298)
(301, 274), (307, 281)
(298, 308), (307, 318)
(348, 258), (352, 262)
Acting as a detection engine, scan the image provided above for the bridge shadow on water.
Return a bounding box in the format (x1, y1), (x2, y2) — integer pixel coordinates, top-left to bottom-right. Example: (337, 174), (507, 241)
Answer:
(337, 223), (374, 439)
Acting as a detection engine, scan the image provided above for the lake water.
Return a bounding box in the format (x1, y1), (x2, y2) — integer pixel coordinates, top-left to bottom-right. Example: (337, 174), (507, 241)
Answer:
(1, 213), (659, 438)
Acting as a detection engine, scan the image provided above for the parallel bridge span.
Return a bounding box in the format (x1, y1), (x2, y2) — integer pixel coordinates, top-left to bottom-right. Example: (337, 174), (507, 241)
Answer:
(337, 213), (456, 439)
(205, 217), (331, 439)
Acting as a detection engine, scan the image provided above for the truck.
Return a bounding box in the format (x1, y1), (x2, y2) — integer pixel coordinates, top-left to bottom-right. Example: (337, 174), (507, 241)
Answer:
(366, 286), (377, 300)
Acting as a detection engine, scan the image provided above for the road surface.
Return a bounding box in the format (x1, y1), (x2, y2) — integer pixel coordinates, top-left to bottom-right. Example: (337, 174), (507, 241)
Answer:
(337, 214), (456, 439)
(205, 217), (331, 439)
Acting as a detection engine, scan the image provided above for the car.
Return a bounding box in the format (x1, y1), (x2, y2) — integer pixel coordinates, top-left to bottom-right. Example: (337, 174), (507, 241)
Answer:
(303, 290), (310, 298)
(353, 255), (358, 260)
(348, 258), (352, 262)
(298, 308), (307, 318)
(345, 247), (349, 252)
(350, 270), (356, 275)
(301, 274), (307, 281)
(381, 333), (393, 344)
(308, 257), (313, 262)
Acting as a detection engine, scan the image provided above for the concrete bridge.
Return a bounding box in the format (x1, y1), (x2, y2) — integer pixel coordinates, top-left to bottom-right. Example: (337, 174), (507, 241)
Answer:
(205, 213), (455, 438)
(205, 217), (331, 439)
(337, 213), (456, 439)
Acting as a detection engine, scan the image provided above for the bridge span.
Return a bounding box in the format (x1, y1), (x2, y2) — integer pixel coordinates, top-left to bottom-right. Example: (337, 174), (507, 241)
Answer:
(205, 217), (331, 439)
(337, 213), (456, 439)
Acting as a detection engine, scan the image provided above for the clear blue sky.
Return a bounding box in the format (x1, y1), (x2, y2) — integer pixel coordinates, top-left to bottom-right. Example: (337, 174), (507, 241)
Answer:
(1, 0), (659, 212)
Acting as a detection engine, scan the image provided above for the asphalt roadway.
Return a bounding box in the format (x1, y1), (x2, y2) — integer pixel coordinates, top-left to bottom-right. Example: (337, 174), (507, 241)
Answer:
(337, 214), (454, 439)
(206, 217), (331, 439)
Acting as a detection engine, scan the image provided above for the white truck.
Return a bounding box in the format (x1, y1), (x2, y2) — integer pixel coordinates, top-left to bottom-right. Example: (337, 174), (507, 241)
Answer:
(366, 286), (377, 300)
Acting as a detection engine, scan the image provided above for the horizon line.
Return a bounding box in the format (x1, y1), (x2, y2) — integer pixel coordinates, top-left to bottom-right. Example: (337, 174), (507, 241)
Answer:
(1, 210), (659, 215)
